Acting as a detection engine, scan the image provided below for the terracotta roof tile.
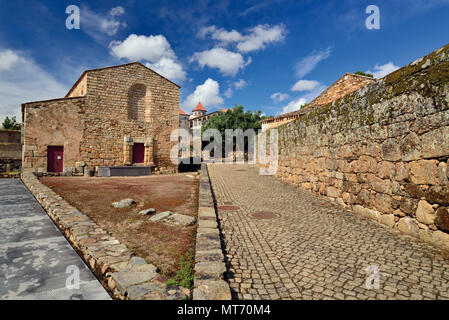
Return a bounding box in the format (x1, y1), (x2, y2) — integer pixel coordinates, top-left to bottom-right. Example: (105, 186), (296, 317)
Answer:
(193, 102), (206, 112)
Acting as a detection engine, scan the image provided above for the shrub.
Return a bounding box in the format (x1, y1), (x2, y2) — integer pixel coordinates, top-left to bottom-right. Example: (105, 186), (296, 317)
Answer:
(166, 251), (194, 289)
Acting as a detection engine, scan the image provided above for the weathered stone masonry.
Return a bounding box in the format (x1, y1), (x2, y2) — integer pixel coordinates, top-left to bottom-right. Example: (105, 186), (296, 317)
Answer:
(22, 62), (179, 174)
(261, 73), (376, 131)
(274, 43), (449, 251)
(192, 164), (231, 300)
(0, 129), (21, 177)
(21, 172), (189, 300)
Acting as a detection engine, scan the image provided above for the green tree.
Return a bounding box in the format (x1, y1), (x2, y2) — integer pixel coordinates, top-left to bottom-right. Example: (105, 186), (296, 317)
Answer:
(201, 105), (269, 157)
(2, 116), (21, 130)
(201, 105), (268, 138)
(354, 71), (374, 78)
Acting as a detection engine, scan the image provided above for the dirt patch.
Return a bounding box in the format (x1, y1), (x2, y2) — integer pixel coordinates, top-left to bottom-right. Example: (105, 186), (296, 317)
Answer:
(40, 174), (199, 278)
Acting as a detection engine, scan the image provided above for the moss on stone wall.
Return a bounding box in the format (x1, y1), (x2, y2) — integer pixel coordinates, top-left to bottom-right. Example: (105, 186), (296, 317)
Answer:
(276, 43), (449, 137)
(269, 43), (449, 251)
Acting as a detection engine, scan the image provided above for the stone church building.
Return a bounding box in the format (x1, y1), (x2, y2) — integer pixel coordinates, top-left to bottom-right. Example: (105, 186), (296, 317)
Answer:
(21, 62), (179, 174)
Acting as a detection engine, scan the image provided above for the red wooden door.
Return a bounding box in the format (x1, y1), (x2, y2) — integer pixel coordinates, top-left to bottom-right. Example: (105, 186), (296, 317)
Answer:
(133, 143), (145, 164)
(47, 146), (64, 173)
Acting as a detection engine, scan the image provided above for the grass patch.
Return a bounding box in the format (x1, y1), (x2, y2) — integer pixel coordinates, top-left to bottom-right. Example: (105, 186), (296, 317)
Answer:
(165, 251), (195, 289)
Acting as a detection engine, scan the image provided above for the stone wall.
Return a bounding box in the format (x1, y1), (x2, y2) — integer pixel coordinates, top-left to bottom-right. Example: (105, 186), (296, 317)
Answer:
(22, 63), (179, 174)
(0, 129), (21, 176)
(192, 164), (231, 300)
(21, 172), (190, 300)
(262, 116), (298, 132)
(303, 73), (375, 110)
(273, 43), (449, 251)
(0, 129), (21, 159)
(261, 73), (375, 132)
(67, 73), (87, 98)
(22, 97), (85, 172)
(83, 64), (179, 172)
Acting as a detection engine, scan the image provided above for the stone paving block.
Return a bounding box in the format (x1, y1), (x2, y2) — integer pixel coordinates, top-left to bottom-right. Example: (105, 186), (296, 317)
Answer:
(111, 198), (135, 209)
(194, 262), (227, 281)
(208, 164), (449, 300)
(139, 208), (156, 216)
(195, 250), (224, 263)
(198, 207), (216, 217)
(126, 282), (164, 300)
(149, 211), (173, 222)
(165, 213), (196, 226)
(192, 164), (231, 300)
(197, 227), (220, 235)
(198, 220), (218, 228)
(141, 285), (188, 300)
(193, 280), (232, 300)
(111, 271), (158, 292)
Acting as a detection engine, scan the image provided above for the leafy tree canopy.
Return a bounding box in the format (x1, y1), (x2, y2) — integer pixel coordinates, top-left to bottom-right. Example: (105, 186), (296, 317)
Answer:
(354, 71), (374, 78)
(2, 116), (21, 130)
(201, 105), (268, 138)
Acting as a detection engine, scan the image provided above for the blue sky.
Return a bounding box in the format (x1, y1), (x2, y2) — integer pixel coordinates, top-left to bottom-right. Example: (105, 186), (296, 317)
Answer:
(1, 0), (448, 120)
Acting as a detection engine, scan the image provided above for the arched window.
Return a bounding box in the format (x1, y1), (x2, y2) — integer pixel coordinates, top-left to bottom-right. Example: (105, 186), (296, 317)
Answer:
(127, 83), (151, 122)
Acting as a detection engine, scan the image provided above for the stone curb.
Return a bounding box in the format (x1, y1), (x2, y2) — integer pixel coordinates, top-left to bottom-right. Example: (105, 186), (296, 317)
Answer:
(21, 172), (189, 300)
(192, 164), (232, 300)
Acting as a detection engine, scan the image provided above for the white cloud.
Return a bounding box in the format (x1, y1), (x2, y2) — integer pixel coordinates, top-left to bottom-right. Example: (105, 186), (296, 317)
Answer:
(296, 47), (332, 78)
(0, 50), (24, 71)
(0, 49), (68, 120)
(366, 62), (400, 79)
(237, 24), (286, 53)
(224, 79), (248, 98)
(198, 24), (286, 53)
(281, 97), (307, 114)
(240, 1), (272, 16)
(291, 80), (320, 92)
(270, 92), (290, 104)
(183, 78), (224, 110)
(144, 58), (186, 83)
(199, 26), (245, 43)
(110, 6), (125, 17)
(81, 6), (127, 41)
(198, 26), (217, 38)
(233, 79), (248, 90)
(190, 47), (251, 76)
(224, 87), (233, 98)
(110, 34), (175, 62)
(278, 82), (326, 115)
(109, 34), (186, 82)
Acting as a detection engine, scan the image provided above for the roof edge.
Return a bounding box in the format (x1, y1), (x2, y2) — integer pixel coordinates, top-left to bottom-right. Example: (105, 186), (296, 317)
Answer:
(344, 72), (377, 80)
(262, 73), (376, 124)
(22, 95), (86, 107)
(21, 96), (86, 116)
(65, 61), (181, 98)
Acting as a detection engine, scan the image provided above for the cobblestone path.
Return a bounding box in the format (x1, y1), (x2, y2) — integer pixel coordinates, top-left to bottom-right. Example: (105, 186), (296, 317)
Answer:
(208, 164), (449, 300)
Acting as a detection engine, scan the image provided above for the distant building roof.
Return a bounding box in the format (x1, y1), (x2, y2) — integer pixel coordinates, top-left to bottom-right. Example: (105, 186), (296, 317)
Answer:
(261, 73), (376, 124)
(193, 102), (206, 112)
(189, 108), (227, 121)
(301, 73), (375, 112)
(179, 109), (187, 115)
